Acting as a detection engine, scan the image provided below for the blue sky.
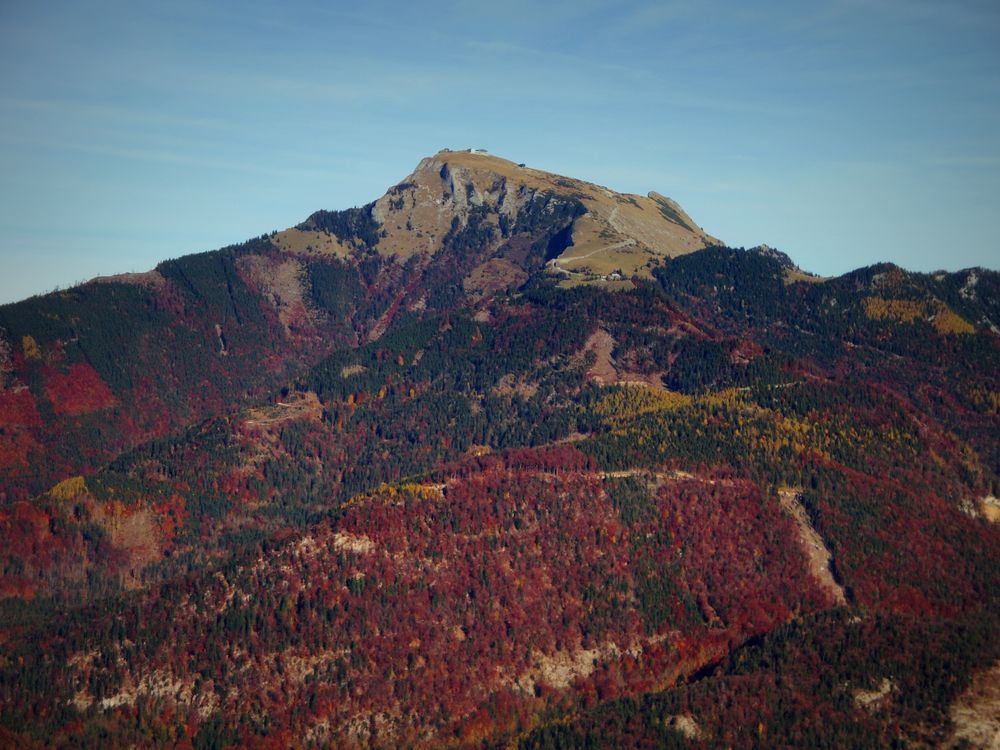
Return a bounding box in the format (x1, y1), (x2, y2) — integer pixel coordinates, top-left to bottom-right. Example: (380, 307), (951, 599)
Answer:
(1, 0), (998, 303)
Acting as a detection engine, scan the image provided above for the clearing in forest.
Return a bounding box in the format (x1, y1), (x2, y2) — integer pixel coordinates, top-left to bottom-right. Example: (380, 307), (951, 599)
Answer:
(778, 488), (847, 606)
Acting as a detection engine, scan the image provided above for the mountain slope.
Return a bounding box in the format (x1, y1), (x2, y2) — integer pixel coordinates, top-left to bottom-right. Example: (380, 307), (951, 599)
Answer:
(0, 156), (998, 749)
(0, 241), (377, 502)
(0, 151), (717, 502)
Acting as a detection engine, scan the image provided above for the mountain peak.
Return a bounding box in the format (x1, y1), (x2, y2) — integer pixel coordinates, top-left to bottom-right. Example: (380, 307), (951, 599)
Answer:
(268, 149), (719, 285)
(367, 149), (721, 282)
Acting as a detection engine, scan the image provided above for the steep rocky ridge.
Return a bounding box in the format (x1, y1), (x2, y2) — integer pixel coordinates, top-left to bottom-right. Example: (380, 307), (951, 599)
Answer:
(368, 149), (719, 278)
(272, 149), (718, 286)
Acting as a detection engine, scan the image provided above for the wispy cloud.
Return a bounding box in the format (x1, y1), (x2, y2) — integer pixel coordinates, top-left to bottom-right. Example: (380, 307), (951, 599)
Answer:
(601, 0), (697, 34)
(461, 38), (646, 81)
(841, 0), (1000, 27)
(0, 132), (336, 181)
(929, 155), (1000, 168)
(0, 97), (231, 131)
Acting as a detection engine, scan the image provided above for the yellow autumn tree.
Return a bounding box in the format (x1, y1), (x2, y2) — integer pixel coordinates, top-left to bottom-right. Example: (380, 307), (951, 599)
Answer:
(50, 475), (86, 502)
(21, 335), (41, 360)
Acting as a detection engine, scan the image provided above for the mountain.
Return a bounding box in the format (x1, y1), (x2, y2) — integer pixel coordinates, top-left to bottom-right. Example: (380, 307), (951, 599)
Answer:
(0, 150), (716, 503)
(0, 152), (998, 749)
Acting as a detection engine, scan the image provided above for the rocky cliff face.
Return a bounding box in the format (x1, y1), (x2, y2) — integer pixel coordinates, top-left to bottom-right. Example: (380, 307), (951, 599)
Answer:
(266, 149), (721, 334)
(368, 149), (719, 279)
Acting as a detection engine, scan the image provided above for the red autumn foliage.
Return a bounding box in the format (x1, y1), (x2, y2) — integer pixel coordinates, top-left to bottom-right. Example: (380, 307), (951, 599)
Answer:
(0, 388), (42, 427)
(43, 363), (116, 416)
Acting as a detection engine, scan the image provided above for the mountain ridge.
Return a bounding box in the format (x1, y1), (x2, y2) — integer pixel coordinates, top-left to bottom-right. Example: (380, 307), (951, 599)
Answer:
(0, 150), (729, 502)
(0, 152), (998, 749)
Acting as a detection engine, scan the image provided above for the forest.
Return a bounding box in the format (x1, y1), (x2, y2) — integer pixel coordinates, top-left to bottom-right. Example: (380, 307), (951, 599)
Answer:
(0, 208), (998, 748)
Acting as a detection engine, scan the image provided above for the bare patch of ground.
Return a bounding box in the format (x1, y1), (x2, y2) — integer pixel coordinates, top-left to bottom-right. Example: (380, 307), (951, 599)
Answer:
(784, 268), (829, 285)
(271, 228), (351, 258)
(516, 643), (623, 692)
(580, 328), (667, 388)
(945, 660), (1000, 749)
(463, 258), (528, 301)
(73, 667), (216, 719)
(982, 495), (1000, 523)
(584, 328), (618, 384)
(243, 391), (323, 428)
(556, 276), (636, 291)
(91, 270), (167, 288)
(493, 373), (539, 399)
(331, 531), (376, 555)
(89, 503), (161, 589)
(238, 392), (325, 476)
(282, 648), (349, 685)
(366, 291), (405, 342)
(340, 363), (367, 378)
(599, 469), (698, 494)
(548, 214), (640, 271)
(778, 488), (847, 606)
(853, 677), (894, 711)
(214, 323), (228, 356)
(236, 254), (315, 335)
(664, 714), (701, 740)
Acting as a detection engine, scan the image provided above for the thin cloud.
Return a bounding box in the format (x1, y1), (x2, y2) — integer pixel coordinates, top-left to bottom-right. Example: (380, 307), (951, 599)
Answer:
(461, 38), (647, 81)
(929, 155), (1000, 168)
(0, 97), (231, 131)
(842, 0), (1000, 27)
(0, 132), (337, 181)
